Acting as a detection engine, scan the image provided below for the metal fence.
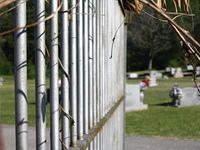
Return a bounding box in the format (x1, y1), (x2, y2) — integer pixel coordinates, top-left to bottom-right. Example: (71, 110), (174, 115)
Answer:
(14, 0), (126, 149)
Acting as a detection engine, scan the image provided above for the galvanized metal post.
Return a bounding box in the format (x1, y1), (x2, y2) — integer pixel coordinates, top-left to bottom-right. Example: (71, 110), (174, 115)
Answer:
(35, 0), (46, 149)
(69, 0), (78, 146)
(96, 0), (100, 125)
(50, 0), (59, 149)
(99, 0), (104, 149)
(14, 0), (27, 149)
(102, 0), (105, 117)
(99, 0), (103, 120)
(61, 0), (70, 149)
(92, 0), (97, 127)
(88, 0), (94, 130)
(83, 0), (89, 135)
(77, 0), (84, 140)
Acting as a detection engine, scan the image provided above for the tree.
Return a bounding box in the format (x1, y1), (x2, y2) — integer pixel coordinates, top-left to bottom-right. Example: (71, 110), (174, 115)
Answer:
(127, 7), (180, 70)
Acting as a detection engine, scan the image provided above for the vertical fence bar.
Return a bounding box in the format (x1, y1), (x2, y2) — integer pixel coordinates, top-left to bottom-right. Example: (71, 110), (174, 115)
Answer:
(14, 0), (27, 149)
(36, 0), (46, 149)
(92, 0), (97, 149)
(96, 0), (100, 125)
(100, 0), (104, 149)
(69, 0), (78, 146)
(61, 0), (70, 149)
(83, 0), (89, 135)
(96, 1), (100, 149)
(77, 0), (84, 140)
(92, 0), (97, 127)
(102, 0), (106, 117)
(50, 0), (59, 149)
(88, 0), (94, 130)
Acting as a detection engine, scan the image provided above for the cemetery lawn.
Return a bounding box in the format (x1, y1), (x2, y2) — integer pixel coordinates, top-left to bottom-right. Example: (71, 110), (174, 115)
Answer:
(126, 77), (200, 140)
(0, 76), (51, 126)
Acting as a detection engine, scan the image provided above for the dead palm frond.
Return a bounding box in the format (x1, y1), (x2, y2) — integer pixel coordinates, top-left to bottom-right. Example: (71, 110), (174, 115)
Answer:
(0, 0), (15, 9)
(124, 0), (191, 13)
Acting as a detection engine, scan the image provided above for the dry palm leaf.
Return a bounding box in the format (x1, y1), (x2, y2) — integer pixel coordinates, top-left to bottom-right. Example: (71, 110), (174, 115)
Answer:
(126, 0), (144, 14)
(0, 0), (15, 9)
(156, 0), (166, 9)
(124, 0), (191, 13)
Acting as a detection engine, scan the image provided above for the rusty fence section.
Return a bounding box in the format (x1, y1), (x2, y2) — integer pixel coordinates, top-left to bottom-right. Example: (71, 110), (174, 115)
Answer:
(13, 0), (126, 149)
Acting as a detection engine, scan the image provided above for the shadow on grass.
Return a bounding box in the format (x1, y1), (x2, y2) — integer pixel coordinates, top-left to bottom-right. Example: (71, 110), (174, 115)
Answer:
(149, 102), (176, 107)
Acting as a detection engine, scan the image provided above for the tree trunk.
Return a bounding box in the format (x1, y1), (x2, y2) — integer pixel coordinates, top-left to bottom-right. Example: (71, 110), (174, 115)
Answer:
(148, 56), (153, 70)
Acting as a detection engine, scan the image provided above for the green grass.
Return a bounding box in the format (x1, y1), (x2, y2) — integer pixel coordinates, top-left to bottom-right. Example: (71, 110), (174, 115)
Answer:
(0, 76), (50, 126)
(126, 77), (200, 140)
(1, 76), (200, 140)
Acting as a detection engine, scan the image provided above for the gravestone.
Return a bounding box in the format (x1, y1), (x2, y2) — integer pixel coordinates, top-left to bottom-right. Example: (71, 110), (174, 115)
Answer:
(169, 87), (200, 107)
(149, 71), (158, 87)
(196, 66), (200, 75)
(0, 77), (4, 86)
(125, 84), (148, 112)
(127, 73), (138, 79)
(187, 65), (194, 71)
(166, 67), (171, 72)
(156, 72), (163, 79)
(174, 68), (183, 78)
(170, 67), (176, 75)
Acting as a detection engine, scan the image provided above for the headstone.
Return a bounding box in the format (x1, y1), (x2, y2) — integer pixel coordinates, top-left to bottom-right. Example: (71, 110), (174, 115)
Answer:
(170, 67), (176, 75)
(156, 72), (162, 79)
(166, 67), (171, 72)
(187, 65), (194, 71)
(125, 84), (148, 112)
(0, 77), (4, 86)
(174, 68), (183, 78)
(127, 73), (138, 79)
(169, 87), (200, 107)
(163, 75), (169, 79)
(196, 66), (200, 75)
(149, 71), (158, 87)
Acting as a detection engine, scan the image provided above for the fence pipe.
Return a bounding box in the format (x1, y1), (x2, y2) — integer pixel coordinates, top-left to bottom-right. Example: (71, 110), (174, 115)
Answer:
(50, 0), (59, 149)
(92, 0), (97, 127)
(100, 0), (104, 149)
(88, 0), (94, 130)
(83, 0), (89, 135)
(14, 0), (27, 149)
(99, 0), (103, 120)
(61, 0), (70, 149)
(102, 0), (106, 117)
(96, 0), (100, 124)
(69, 0), (78, 146)
(35, 0), (46, 149)
(77, 0), (84, 140)
(95, 0), (100, 140)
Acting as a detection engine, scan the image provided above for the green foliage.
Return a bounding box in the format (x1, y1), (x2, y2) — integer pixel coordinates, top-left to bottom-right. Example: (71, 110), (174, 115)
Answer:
(126, 78), (200, 140)
(0, 60), (13, 75)
(127, 6), (181, 71)
(127, 0), (200, 71)
(27, 62), (35, 79)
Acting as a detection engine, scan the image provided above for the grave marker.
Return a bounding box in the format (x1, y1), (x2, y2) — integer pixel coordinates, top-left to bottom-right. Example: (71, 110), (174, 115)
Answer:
(125, 84), (148, 112)
(149, 71), (158, 86)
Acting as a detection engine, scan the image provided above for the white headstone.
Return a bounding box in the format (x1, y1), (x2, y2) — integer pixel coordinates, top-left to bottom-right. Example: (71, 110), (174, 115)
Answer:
(0, 77), (3, 86)
(125, 84), (148, 112)
(156, 72), (163, 79)
(149, 71), (158, 87)
(196, 66), (200, 75)
(174, 68), (183, 78)
(127, 73), (138, 79)
(172, 87), (200, 107)
(187, 65), (194, 71)
(166, 67), (171, 72)
(170, 67), (176, 75)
